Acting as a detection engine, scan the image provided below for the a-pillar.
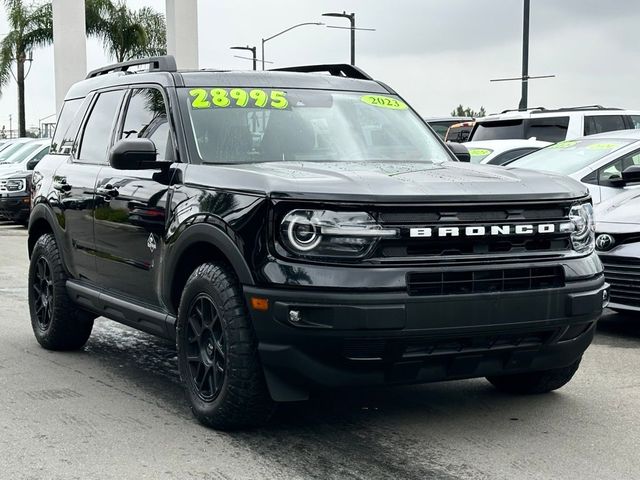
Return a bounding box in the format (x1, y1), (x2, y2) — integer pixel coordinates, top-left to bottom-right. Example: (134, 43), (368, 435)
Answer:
(166, 0), (199, 70)
(52, 0), (87, 114)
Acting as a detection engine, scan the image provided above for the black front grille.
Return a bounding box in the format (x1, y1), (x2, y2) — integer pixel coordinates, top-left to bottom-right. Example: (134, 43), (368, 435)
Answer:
(407, 266), (564, 296)
(375, 202), (573, 260)
(601, 256), (640, 307)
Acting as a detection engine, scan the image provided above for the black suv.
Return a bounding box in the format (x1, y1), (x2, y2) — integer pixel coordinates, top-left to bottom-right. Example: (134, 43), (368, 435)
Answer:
(28, 56), (608, 429)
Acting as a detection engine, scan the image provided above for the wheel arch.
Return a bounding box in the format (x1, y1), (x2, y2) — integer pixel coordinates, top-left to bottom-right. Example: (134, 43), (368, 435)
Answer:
(28, 204), (60, 259)
(165, 223), (255, 314)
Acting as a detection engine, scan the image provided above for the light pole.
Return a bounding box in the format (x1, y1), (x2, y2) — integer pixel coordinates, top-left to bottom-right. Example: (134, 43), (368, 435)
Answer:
(323, 12), (356, 65)
(230, 45), (257, 70)
(261, 22), (324, 70)
(519, 0), (530, 110)
(489, 0), (554, 110)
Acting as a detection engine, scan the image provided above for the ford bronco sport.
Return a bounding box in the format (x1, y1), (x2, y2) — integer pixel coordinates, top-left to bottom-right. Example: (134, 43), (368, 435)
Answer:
(28, 56), (608, 429)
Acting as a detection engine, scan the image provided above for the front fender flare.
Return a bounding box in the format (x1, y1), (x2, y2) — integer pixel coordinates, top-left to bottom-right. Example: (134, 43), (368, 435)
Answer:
(164, 222), (255, 287)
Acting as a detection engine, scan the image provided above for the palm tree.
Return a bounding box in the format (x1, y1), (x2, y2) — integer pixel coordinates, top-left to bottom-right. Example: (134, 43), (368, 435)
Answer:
(88, 0), (166, 63)
(0, 0), (53, 137)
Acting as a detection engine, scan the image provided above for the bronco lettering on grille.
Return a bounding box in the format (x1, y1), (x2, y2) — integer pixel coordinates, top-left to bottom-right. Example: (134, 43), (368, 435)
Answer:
(409, 224), (556, 238)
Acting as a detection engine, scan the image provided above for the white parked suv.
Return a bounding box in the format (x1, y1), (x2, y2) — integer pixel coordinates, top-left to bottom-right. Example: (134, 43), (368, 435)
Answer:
(469, 106), (640, 143)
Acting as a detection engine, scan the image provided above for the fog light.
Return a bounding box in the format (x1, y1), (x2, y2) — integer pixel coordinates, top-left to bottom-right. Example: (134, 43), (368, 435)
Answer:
(289, 310), (302, 323)
(602, 289), (610, 308)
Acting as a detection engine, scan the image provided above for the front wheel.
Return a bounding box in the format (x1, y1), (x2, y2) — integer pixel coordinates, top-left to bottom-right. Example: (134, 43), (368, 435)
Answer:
(486, 358), (582, 394)
(28, 234), (94, 350)
(176, 263), (274, 430)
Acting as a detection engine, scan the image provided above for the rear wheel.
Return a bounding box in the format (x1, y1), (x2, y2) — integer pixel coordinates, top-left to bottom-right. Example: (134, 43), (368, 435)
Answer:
(486, 358), (582, 394)
(28, 234), (94, 350)
(176, 262), (273, 430)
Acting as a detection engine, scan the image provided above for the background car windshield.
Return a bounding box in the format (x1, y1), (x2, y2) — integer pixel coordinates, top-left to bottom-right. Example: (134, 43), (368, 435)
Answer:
(0, 142), (42, 164)
(0, 142), (30, 162)
(508, 138), (634, 174)
(182, 88), (450, 164)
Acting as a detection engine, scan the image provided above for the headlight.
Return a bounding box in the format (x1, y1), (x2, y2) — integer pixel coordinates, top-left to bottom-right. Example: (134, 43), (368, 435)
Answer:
(560, 202), (595, 253)
(4, 178), (26, 192)
(280, 209), (397, 258)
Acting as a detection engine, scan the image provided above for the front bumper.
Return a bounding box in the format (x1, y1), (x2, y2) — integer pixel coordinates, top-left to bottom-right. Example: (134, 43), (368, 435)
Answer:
(0, 193), (30, 222)
(244, 273), (607, 401)
(598, 243), (640, 312)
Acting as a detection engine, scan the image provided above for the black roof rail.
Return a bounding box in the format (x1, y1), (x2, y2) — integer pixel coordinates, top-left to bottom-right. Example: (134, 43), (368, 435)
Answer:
(86, 55), (177, 79)
(270, 63), (373, 81)
(499, 106), (547, 114)
(534, 105), (622, 113)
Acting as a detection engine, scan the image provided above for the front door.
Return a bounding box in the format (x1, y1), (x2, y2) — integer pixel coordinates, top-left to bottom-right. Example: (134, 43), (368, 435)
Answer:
(93, 87), (176, 307)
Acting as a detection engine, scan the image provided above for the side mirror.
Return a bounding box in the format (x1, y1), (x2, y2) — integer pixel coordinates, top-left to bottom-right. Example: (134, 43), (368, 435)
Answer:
(109, 138), (158, 170)
(446, 142), (470, 162)
(26, 159), (39, 170)
(622, 165), (640, 184)
(609, 165), (640, 187)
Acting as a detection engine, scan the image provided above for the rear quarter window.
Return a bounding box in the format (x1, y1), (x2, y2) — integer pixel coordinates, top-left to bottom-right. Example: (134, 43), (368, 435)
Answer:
(50, 98), (84, 154)
(584, 115), (627, 136)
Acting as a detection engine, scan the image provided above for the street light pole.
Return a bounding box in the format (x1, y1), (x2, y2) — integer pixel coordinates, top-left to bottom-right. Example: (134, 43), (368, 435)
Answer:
(261, 22), (324, 70)
(519, 0), (530, 110)
(230, 45), (257, 70)
(322, 12), (356, 65)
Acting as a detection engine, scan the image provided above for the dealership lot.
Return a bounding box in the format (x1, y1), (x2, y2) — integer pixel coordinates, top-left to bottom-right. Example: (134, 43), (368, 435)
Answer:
(0, 221), (639, 480)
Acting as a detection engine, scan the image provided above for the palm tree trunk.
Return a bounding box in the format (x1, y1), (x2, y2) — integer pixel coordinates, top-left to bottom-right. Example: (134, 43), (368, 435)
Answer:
(16, 54), (26, 138)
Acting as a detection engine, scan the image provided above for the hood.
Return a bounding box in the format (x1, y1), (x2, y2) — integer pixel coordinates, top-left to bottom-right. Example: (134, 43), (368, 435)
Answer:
(0, 163), (26, 174)
(0, 167), (28, 179)
(191, 161), (588, 203)
(595, 187), (640, 233)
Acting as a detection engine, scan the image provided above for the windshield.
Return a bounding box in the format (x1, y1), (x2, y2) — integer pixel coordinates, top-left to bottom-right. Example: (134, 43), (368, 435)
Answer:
(0, 142), (31, 162)
(0, 142), (42, 164)
(508, 138), (634, 174)
(181, 88), (450, 164)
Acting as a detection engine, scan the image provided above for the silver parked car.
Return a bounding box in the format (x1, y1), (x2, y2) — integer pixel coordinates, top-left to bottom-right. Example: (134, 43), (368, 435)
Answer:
(507, 130), (640, 204)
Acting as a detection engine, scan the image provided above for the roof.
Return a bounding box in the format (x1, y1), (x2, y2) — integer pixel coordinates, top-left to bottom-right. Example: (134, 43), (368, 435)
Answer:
(477, 107), (640, 122)
(576, 129), (640, 141)
(424, 116), (474, 123)
(464, 139), (551, 150)
(66, 56), (390, 100)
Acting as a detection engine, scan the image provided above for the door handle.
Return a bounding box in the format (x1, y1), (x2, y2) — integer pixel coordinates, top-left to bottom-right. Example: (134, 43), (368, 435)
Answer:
(96, 184), (119, 199)
(53, 180), (71, 192)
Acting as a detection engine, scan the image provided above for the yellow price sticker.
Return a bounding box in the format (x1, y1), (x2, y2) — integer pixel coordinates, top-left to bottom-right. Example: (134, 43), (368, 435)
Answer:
(587, 143), (620, 150)
(189, 88), (289, 110)
(550, 141), (578, 149)
(361, 95), (408, 110)
(468, 148), (492, 156)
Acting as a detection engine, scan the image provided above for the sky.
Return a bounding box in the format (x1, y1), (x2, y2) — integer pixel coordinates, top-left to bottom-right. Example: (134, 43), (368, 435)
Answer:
(0, 0), (639, 132)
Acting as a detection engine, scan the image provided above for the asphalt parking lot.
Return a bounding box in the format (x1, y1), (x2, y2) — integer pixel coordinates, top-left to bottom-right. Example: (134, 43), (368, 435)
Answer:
(0, 221), (639, 480)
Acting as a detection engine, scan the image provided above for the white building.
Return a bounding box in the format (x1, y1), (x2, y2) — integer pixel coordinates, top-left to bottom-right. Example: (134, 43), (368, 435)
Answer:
(51, 0), (199, 112)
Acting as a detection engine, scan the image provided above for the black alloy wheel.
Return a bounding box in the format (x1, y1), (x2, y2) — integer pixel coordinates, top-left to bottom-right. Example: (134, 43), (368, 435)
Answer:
(185, 294), (227, 401)
(32, 257), (54, 331)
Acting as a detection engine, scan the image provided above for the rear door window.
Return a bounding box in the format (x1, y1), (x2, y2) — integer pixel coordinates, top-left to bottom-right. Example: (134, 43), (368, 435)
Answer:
(584, 115), (627, 136)
(524, 117), (569, 142)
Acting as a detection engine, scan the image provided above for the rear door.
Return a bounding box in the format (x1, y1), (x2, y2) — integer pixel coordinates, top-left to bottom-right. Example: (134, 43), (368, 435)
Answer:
(92, 87), (176, 307)
(51, 90), (125, 281)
